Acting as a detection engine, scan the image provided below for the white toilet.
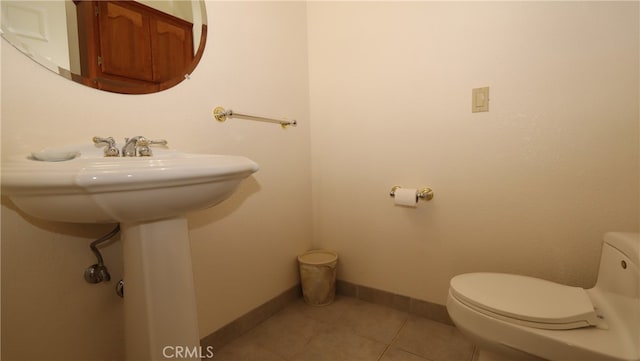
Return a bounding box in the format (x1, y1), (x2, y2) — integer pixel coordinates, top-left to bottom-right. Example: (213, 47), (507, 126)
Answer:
(446, 232), (639, 361)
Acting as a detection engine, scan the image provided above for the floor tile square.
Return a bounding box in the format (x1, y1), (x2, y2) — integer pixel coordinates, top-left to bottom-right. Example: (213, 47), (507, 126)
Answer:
(292, 325), (387, 361)
(213, 334), (286, 361)
(242, 307), (331, 359)
(392, 316), (475, 361)
(336, 299), (408, 343)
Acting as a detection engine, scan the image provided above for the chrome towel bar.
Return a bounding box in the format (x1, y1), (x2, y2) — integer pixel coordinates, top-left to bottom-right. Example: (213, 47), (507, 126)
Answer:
(213, 106), (297, 128)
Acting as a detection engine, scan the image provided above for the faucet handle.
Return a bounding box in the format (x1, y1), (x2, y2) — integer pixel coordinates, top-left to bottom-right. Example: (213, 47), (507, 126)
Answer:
(149, 139), (168, 146)
(137, 139), (168, 157)
(93, 136), (120, 157)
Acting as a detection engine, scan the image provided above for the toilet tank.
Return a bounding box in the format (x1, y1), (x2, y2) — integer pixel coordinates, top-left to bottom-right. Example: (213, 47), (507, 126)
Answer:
(594, 232), (639, 298)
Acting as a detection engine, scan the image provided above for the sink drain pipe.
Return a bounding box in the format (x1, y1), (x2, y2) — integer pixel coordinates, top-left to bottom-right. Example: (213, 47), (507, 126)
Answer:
(84, 224), (120, 284)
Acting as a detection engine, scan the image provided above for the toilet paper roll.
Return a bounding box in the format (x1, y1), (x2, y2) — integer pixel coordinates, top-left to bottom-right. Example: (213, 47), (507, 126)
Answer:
(394, 188), (418, 207)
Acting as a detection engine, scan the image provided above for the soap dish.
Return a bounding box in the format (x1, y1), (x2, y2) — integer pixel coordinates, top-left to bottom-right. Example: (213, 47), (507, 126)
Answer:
(31, 150), (80, 162)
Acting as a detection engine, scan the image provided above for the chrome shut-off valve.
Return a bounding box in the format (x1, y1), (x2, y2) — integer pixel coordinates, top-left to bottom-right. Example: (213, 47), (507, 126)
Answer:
(85, 263), (111, 283)
(84, 225), (119, 285)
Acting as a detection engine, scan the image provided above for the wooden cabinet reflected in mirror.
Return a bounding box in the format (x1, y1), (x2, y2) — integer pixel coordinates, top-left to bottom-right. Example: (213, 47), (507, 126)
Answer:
(75, 0), (203, 94)
(1, 0), (207, 95)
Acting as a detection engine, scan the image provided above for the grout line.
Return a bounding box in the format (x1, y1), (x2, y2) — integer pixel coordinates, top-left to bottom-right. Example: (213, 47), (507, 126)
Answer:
(471, 346), (480, 361)
(279, 302), (330, 361)
(377, 314), (410, 361)
(385, 315), (446, 361)
(377, 344), (392, 361)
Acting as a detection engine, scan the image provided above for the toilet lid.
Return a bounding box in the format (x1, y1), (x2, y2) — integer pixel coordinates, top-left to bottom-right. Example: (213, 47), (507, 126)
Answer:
(450, 273), (600, 330)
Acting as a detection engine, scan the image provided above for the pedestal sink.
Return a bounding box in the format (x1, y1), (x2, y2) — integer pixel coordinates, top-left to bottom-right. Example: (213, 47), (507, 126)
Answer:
(1, 143), (259, 360)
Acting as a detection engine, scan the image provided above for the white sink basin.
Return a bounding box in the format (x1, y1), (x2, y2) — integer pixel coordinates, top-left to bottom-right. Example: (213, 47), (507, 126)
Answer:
(1, 144), (259, 223)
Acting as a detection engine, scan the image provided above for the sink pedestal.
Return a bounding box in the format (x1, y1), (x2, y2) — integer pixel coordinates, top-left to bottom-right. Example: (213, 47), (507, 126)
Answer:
(122, 217), (200, 361)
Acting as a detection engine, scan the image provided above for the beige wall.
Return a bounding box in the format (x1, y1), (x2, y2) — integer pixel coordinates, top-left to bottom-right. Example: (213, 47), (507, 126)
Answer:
(307, 1), (639, 305)
(1, 2), (311, 360)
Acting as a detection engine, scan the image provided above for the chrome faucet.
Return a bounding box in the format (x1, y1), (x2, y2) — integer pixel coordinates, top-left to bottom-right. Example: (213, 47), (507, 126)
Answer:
(122, 136), (168, 157)
(122, 136), (146, 157)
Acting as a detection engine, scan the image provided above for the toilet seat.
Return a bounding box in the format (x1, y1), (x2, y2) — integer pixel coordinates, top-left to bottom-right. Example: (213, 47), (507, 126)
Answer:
(450, 273), (601, 330)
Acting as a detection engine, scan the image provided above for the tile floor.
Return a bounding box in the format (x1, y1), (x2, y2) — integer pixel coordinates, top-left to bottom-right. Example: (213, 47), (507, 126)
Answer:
(213, 295), (477, 361)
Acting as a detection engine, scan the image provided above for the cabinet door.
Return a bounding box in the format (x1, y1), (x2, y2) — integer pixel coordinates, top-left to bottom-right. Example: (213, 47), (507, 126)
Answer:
(76, 0), (195, 93)
(98, 1), (154, 82)
(150, 16), (194, 82)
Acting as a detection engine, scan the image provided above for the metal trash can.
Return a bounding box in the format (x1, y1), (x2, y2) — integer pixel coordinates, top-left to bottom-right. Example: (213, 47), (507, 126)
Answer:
(297, 250), (338, 306)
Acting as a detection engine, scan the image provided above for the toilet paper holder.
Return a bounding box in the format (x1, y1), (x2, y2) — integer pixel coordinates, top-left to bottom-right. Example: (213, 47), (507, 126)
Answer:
(389, 186), (434, 201)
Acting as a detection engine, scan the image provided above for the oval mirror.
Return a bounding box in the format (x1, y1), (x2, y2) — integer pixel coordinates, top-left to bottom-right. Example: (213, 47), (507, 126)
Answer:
(1, 0), (207, 94)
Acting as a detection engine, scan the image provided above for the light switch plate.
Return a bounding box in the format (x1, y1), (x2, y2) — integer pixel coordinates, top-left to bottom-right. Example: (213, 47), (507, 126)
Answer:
(472, 87), (489, 113)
